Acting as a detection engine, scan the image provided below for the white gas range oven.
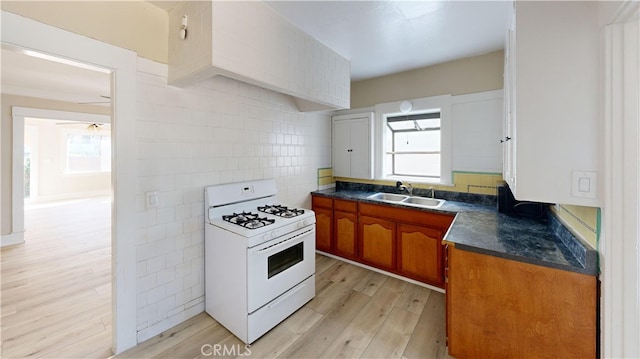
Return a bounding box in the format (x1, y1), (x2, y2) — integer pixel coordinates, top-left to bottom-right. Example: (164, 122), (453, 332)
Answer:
(204, 179), (316, 344)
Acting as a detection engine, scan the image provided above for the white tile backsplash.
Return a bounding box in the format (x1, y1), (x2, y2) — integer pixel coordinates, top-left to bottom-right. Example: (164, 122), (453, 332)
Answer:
(134, 57), (332, 341)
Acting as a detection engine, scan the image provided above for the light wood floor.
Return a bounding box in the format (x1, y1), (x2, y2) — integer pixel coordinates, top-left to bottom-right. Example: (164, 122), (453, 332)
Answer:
(1, 198), (450, 358)
(117, 254), (451, 359)
(1, 197), (112, 358)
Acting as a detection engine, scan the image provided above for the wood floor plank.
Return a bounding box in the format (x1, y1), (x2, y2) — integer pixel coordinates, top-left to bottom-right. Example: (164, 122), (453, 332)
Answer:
(46, 330), (113, 359)
(319, 276), (407, 358)
(319, 260), (370, 287)
(306, 263), (370, 315)
(0, 197), (112, 358)
(395, 282), (433, 315)
(154, 323), (237, 359)
(361, 306), (421, 358)
(247, 307), (323, 358)
(315, 253), (338, 276)
(352, 269), (389, 297)
(403, 291), (451, 359)
(278, 289), (370, 358)
(116, 313), (218, 358)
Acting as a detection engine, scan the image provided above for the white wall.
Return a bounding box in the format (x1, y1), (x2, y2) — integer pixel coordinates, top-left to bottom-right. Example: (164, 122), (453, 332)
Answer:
(134, 58), (332, 341)
(24, 118), (111, 202)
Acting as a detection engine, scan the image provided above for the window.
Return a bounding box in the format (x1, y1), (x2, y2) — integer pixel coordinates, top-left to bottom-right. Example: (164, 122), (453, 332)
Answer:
(66, 134), (111, 173)
(385, 112), (441, 179)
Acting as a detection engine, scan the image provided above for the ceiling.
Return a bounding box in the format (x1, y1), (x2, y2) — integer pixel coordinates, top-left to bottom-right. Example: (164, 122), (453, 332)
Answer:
(0, 1), (509, 107)
(151, 0), (511, 81)
(1, 45), (112, 106)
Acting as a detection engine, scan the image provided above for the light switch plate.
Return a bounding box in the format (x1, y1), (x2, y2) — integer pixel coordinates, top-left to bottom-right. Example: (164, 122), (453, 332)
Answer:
(571, 171), (597, 198)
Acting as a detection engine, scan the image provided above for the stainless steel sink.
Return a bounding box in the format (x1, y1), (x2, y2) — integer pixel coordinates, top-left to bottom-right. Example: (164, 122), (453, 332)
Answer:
(402, 196), (445, 208)
(367, 192), (446, 209)
(367, 193), (408, 202)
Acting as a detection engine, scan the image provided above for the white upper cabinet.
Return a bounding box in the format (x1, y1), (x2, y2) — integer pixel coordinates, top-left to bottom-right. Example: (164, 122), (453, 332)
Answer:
(167, 1), (350, 112)
(333, 113), (374, 179)
(503, 1), (600, 207)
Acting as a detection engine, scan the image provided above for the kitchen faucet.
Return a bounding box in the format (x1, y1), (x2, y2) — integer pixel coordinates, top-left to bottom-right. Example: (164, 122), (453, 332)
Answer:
(429, 187), (435, 199)
(396, 181), (413, 196)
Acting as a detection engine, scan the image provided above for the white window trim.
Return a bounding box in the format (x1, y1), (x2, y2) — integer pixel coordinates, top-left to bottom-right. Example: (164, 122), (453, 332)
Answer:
(374, 94), (452, 185)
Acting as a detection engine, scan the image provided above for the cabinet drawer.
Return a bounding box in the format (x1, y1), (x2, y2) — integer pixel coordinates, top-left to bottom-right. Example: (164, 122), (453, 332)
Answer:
(312, 196), (333, 209)
(359, 203), (454, 230)
(334, 199), (357, 212)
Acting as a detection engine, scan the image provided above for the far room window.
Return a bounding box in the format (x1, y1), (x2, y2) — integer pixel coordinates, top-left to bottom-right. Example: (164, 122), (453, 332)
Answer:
(66, 134), (111, 173)
(385, 112), (441, 179)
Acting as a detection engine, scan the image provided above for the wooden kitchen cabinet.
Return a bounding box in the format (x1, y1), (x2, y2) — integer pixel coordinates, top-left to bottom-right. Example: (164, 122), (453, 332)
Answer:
(503, 1), (600, 206)
(312, 195), (454, 289)
(311, 195), (333, 252)
(333, 199), (358, 259)
(332, 113), (374, 179)
(446, 244), (597, 358)
(359, 215), (396, 271)
(397, 224), (444, 287)
(359, 202), (453, 288)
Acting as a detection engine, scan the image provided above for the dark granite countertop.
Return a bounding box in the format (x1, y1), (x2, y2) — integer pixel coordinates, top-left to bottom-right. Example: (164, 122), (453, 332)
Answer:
(312, 187), (598, 276)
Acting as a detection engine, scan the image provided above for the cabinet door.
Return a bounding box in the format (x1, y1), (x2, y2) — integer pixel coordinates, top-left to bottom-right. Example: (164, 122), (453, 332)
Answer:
(508, 2), (599, 206)
(332, 113), (373, 179)
(332, 119), (351, 177)
(397, 224), (444, 287)
(314, 207), (333, 252)
(447, 245), (597, 358)
(502, 8), (516, 190)
(334, 210), (357, 259)
(359, 215), (396, 271)
(349, 117), (372, 179)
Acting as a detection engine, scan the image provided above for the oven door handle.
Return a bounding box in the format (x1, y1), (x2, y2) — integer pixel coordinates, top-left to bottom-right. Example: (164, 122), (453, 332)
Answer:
(252, 229), (312, 257)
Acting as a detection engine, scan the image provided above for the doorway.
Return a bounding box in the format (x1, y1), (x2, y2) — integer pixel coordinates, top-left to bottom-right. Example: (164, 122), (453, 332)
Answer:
(2, 10), (138, 353)
(1, 50), (114, 355)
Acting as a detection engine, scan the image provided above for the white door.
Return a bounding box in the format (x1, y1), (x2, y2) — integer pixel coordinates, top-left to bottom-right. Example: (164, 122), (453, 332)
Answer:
(332, 119), (352, 177)
(349, 117), (372, 179)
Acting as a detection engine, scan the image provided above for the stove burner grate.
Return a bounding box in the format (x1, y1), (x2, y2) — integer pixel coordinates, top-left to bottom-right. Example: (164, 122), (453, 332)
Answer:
(222, 211), (275, 229)
(257, 204), (305, 218)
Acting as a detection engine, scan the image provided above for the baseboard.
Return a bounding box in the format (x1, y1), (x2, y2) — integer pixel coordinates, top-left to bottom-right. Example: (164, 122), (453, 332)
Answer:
(27, 190), (111, 204)
(1, 232), (25, 247)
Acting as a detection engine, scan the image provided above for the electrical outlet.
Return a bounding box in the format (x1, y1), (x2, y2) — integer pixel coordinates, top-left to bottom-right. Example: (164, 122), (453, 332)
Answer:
(146, 191), (159, 208)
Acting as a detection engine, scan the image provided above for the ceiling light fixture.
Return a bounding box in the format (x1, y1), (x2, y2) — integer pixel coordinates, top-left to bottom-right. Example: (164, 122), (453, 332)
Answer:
(399, 100), (412, 113)
(20, 49), (110, 74)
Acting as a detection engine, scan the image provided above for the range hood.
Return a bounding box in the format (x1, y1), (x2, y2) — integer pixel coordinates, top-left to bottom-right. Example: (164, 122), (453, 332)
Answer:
(168, 1), (350, 112)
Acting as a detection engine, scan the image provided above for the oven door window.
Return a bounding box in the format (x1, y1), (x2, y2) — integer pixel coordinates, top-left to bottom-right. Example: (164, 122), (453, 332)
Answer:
(267, 242), (304, 279)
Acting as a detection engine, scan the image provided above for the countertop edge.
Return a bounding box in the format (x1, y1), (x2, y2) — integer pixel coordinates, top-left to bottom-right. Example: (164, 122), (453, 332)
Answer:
(448, 242), (596, 276)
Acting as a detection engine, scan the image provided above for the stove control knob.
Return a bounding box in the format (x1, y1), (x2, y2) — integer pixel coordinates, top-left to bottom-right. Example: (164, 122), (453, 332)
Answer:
(270, 231), (277, 239)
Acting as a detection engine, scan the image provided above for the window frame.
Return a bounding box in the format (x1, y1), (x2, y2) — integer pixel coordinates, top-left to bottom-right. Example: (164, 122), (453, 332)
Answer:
(374, 94), (453, 185)
(385, 112), (442, 178)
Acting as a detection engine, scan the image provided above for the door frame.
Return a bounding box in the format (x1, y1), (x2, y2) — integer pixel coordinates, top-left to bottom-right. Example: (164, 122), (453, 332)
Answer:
(601, 1), (640, 357)
(1, 11), (138, 353)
